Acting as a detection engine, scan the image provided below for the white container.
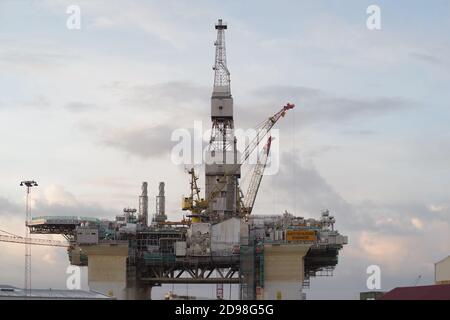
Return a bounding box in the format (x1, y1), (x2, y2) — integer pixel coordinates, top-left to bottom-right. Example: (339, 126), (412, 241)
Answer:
(76, 227), (98, 244)
(175, 241), (187, 257)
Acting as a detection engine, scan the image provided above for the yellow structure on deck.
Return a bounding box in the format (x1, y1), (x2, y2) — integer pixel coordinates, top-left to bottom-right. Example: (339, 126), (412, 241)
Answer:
(182, 168), (207, 223)
(285, 230), (317, 242)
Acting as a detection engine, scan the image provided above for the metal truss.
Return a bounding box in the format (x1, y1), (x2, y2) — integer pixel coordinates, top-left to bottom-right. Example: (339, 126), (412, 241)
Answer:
(141, 265), (239, 284)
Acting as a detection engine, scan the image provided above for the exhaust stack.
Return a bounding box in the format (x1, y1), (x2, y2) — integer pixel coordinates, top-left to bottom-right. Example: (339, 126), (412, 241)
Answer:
(139, 182), (149, 227)
(155, 182), (167, 223)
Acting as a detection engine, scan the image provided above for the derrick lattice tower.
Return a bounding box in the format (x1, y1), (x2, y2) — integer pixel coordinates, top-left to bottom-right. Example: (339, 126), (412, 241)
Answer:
(206, 19), (240, 221)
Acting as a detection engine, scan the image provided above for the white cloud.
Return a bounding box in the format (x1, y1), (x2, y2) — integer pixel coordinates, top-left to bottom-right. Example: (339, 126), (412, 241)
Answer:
(411, 218), (424, 230)
(43, 185), (78, 207)
(41, 252), (57, 265)
(429, 204), (449, 213)
(358, 231), (407, 268)
(90, 16), (117, 29)
(42, 0), (213, 49)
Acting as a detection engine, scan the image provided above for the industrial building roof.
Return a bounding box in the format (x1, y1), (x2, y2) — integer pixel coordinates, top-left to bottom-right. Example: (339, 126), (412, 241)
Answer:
(0, 285), (113, 300)
(380, 284), (450, 300)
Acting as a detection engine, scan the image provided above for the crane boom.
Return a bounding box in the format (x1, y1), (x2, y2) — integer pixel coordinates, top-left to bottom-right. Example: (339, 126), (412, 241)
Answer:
(238, 103), (295, 217)
(243, 136), (273, 215)
(0, 231), (68, 248)
(241, 103), (294, 164)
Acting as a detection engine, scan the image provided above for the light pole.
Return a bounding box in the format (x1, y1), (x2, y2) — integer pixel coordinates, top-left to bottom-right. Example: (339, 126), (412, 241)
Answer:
(20, 180), (38, 297)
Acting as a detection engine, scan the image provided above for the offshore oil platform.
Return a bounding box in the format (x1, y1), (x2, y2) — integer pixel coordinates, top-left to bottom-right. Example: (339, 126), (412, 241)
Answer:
(2, 19), (347, 300)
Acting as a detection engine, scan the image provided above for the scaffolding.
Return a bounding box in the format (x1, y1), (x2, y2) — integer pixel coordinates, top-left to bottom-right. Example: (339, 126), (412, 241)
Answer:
(239, 236), (265, 300)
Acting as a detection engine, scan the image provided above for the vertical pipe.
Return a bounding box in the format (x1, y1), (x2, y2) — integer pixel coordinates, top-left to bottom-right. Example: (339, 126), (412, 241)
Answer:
(139, 182), (148, 227)
(24, 186), (31, 297)
(156, 182), (166, 223)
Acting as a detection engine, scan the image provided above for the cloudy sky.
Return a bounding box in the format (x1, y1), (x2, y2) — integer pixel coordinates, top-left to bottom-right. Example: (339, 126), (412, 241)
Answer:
(1, 0), (450, 299)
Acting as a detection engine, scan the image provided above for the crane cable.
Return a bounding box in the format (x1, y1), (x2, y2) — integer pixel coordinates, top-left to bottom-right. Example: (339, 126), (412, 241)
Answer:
(0, 229), (21, 237)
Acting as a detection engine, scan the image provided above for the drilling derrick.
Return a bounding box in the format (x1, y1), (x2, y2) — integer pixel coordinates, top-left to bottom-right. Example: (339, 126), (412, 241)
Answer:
(205, 19), (240, 223)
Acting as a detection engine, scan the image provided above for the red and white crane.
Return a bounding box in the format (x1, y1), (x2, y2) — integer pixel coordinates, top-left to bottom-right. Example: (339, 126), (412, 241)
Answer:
(242, 135), (274, 216)
(239, 103), (295, 216)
